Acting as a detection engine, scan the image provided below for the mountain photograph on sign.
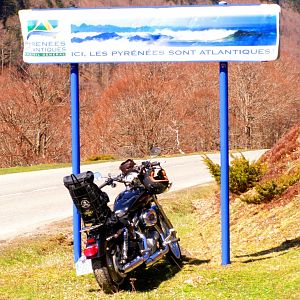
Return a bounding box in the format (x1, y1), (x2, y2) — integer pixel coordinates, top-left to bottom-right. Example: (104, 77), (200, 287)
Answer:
(71, 14), (277, 47)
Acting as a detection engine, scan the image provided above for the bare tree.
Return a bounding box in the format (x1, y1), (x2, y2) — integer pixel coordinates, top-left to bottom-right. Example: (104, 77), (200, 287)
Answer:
(82, 62), (221, 158)
(229, 57), (300, 149)
(0, 65), (70, 166)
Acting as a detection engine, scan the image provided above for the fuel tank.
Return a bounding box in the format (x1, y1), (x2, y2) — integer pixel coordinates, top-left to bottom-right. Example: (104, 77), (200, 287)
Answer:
(113, 188), (152, 217)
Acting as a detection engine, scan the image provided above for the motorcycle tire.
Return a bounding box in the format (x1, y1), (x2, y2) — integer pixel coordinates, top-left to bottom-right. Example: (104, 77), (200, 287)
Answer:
(92, 253), (125, 294)
(159, 217), (182, 265)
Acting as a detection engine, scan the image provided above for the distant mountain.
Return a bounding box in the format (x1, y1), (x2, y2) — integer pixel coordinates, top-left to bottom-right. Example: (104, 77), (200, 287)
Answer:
(71, 24), (154, 33)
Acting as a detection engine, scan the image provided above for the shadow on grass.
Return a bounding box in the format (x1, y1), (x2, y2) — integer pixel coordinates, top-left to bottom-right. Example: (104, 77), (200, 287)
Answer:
(123, 255), (210, 292)
(88, 255), (210, 293)
(241, 252), (286, 263)
(235, 237), (300, 263)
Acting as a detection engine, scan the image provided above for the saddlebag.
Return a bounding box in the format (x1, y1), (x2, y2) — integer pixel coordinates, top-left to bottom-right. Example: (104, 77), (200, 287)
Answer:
(63, 171), (110, 225)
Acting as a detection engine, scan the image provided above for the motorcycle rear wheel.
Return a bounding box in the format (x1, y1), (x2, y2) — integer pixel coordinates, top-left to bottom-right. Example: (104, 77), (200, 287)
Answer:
(92, 252), (126, 294)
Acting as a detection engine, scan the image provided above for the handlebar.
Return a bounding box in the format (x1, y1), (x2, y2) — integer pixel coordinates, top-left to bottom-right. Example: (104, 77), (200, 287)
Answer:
(96, 160), (161, 190)
(141, 161), (160, 168)
(98, 174), (123, 189)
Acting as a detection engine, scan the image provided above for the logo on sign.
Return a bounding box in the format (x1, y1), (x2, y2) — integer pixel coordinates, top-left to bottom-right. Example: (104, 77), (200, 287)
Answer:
(24, 20), (66, 57)
(27, 20), (59, 40)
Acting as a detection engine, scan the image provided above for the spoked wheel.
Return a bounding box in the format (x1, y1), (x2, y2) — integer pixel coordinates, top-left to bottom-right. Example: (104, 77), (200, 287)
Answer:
(92, 245), (126, 294)
(159, 217), (182, 264)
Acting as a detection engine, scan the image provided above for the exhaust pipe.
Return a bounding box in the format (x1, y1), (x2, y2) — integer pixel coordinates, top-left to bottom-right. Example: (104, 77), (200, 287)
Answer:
(122, 246), (169, 273)
(145, 246), (169, 267)
(122, 255), (145, 273)
(122, 231), (149, 273)
(121, 231), (170, 273)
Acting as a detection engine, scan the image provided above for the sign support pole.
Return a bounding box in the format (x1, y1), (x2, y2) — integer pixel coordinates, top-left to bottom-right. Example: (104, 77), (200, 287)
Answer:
(70, 63), (81, 262)
(219, 62), (230, 265)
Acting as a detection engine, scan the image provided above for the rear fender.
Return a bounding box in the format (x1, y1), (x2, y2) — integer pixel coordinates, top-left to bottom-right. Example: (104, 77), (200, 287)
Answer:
(96, 234), (106, 257)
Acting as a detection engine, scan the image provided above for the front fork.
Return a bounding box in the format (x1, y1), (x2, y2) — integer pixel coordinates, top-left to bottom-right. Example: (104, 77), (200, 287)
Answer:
(152, 196), (173, 229)
(152, 196), (179, 248)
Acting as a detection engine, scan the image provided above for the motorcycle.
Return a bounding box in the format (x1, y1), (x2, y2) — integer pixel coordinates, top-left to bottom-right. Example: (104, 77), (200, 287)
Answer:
(63, 157), (181, 293)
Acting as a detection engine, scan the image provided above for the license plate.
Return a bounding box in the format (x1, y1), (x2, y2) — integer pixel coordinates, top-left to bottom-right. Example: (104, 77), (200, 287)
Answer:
(75, 255), (93, 276)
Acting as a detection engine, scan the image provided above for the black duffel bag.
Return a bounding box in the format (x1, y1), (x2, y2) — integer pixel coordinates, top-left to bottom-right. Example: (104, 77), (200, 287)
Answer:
(63, 171), (110, 225)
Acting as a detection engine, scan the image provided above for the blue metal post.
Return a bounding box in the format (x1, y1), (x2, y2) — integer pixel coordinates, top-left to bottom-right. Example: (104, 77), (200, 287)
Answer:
(219, 62), (230, 265)
(70, 63), (81, 262)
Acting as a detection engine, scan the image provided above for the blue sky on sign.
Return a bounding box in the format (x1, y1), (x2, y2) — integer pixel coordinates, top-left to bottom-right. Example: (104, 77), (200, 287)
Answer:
(71, 15), (276, 29)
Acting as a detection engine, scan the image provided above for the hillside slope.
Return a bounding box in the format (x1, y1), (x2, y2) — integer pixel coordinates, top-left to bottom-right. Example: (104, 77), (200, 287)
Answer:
(185, 120), (300, 264)
(258, 121), (300, 204)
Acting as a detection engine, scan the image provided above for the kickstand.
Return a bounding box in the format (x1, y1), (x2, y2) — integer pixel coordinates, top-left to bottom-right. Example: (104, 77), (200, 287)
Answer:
(129, 277), (136, 292)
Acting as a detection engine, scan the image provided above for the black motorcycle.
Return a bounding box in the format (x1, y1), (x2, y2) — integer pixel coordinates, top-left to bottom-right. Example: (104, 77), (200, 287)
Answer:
(63, 158), (181, 293)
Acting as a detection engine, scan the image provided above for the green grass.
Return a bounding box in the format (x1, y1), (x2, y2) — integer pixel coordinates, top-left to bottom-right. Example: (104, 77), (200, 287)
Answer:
(0, 185), (299, 299)
(0, 160), (114, 175)
(0, 163), (71, 175)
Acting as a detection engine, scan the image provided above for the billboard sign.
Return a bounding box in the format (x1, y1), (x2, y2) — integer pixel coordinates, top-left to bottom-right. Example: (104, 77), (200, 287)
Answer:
(19, 4), (280, 64)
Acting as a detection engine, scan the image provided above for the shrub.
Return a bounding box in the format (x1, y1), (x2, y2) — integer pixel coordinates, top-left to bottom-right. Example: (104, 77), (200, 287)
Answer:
(239, 165), (300, 204)
(202, 155), (221, 184)
(86, 154), (115, 161)
(203, 153), (266, 195)
(238, 188), (264, 204)
(256, 169), (300, 200)
(256, 180), (280, 201)
(229, 154), (266, 194)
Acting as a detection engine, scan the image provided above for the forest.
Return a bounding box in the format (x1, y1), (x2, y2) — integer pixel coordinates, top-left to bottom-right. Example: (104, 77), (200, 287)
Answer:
(0, 0), (299, 167)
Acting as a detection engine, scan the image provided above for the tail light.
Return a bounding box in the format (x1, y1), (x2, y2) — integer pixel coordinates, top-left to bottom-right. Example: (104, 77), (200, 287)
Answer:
(84, 237), (99, 258)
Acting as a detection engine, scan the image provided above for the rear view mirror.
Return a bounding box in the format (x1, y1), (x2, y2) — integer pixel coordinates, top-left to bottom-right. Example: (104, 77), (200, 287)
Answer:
(150, 147), (161, 157)
(94, 172), (102, 180)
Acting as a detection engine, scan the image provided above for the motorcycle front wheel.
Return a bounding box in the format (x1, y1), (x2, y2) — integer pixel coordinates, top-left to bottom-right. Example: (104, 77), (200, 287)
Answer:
(92, 245), (126, 293)
(159, 217), (182, 264)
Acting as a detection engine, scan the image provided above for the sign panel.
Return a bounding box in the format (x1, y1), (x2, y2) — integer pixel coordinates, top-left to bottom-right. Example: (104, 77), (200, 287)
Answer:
(18, 5), (280, 64)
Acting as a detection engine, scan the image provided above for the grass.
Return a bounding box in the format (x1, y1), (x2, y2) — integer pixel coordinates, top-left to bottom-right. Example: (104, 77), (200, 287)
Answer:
(0, 160), (114, 176)
(0, 163), (71, 175)
(0, 184), (299, 299)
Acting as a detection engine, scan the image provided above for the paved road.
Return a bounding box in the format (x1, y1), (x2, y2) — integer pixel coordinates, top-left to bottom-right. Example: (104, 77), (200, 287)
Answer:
(0, 150), (266, 241)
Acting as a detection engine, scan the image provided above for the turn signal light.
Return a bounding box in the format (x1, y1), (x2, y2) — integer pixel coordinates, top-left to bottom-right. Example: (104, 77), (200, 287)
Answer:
(86, 237), (96, 244)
